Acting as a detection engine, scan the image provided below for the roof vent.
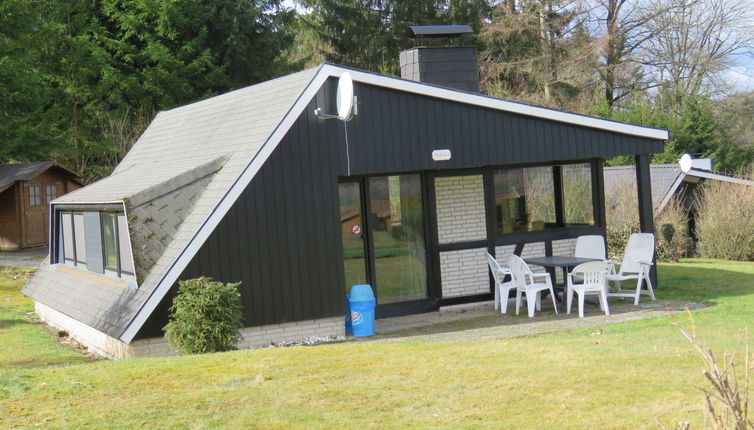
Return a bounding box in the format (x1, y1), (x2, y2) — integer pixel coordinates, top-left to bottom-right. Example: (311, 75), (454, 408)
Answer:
(399, 25), (479, 93)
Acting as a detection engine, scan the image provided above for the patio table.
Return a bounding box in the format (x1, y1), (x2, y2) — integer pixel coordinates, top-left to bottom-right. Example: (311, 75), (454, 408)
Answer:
(523, 256), (602, 312)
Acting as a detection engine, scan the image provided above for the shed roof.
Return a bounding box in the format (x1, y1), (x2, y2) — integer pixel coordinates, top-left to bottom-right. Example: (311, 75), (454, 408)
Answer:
(603, 164), (754, 214)
(24, 63), (670, 343)
(0, 161), (81, 193)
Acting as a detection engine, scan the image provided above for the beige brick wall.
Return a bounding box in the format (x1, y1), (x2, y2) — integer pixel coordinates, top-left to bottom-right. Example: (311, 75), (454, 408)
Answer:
(552, 238), (577, 284)
(439, 247), (490, 297)
(35, 301), (344, 359)
(435, 175), (486, 244)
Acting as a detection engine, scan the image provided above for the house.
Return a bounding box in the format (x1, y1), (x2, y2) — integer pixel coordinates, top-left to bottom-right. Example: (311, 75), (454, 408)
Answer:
(22, 42), (669, 358)
(0, 162), (82, 250)
(604, 161), (754, 239)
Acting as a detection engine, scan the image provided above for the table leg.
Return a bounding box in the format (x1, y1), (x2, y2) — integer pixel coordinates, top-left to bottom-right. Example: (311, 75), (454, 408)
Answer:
(561, 267), (569, 312)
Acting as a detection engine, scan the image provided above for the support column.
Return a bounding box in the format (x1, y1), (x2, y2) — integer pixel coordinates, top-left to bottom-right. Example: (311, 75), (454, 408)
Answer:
(635, 154), (657, 287)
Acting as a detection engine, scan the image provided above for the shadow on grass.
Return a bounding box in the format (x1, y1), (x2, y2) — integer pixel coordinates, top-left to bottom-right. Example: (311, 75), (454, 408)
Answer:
(0, 318), (29, 329)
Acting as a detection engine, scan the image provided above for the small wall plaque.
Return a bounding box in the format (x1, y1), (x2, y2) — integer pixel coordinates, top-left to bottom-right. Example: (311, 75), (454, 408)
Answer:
(432, 149), (452, 161)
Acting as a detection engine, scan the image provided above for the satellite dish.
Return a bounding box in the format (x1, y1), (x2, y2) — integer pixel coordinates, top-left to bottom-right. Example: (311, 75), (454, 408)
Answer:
(679, 153), (693, 173)
(336, 72), (354, 120)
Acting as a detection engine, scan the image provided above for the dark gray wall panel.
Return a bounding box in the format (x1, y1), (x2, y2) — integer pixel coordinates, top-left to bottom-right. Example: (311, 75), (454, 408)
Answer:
(135, 78), (665, 338)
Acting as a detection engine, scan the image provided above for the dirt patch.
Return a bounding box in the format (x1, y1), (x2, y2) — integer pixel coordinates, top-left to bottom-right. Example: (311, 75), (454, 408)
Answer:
(28, 313), (103, 361)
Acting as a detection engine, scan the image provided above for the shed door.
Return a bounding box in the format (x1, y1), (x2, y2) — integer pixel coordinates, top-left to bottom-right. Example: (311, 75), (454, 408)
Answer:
(23, 184), (45, 247)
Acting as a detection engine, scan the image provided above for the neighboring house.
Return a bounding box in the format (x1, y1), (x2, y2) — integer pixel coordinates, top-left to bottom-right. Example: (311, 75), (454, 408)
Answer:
(604, 163), (754, 240)
(23, 45), (669, 358)
(0, 162), (82, 250)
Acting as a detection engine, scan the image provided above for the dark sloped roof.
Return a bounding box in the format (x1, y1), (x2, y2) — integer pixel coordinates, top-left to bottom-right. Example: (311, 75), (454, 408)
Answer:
(603, 164), (684, 213)
(0, 161), (82, 193)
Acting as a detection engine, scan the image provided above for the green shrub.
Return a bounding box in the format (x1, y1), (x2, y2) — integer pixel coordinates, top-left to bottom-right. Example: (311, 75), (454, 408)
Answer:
(695, 168), (754, 261)
(163, 277), (244, 355)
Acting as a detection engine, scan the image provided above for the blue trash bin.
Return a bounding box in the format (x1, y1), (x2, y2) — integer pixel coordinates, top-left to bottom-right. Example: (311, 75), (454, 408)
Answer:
(348, 284), (375, 337)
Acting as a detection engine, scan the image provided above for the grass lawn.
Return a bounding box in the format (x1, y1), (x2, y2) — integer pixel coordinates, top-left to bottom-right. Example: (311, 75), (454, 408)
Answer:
(1, 260), (753, 429)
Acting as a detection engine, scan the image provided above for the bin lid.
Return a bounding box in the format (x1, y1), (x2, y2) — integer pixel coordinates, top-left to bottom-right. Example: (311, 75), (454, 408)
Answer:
(349, 284), (375, 302)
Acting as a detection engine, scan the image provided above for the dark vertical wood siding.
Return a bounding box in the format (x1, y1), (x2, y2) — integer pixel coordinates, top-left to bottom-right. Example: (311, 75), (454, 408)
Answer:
(135, 78), (665, 337)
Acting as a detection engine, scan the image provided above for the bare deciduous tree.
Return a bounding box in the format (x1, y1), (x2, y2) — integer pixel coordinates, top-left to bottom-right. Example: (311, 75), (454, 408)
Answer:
(646, 0), (754, 112)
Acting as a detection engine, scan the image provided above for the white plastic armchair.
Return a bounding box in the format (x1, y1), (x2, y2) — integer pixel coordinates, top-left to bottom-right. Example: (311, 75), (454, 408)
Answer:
(574, 235), (607, 260)
(486, 253), (515, 313)
(606, 233), (656, 305)
(567, 261), (610, 318)
(507, 255), (558, 317)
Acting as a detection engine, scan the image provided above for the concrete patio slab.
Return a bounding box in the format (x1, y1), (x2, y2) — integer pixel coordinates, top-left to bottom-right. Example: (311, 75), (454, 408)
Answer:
(368, 297), (708, 343)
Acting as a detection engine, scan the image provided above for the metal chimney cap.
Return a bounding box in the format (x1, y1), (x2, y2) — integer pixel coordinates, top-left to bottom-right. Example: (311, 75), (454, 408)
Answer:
(407, 25), (473, 38)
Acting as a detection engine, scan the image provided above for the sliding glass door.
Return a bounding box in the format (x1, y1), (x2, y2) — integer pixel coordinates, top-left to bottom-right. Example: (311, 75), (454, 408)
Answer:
(368, 175), (427, 304)
(338, 174), (429, 307)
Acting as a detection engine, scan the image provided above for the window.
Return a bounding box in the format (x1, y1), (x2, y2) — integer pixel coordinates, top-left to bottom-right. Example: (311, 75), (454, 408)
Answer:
(73, 213), (87, 264)
(562, 163), (595, 226)
(495, 166), (557, 234)
(45, 185), (58, 204)
(494, 163), (595, 235)
(57, 210), (134, 281)
(102, 213), (119, 273)
(28, 186), (41, 206)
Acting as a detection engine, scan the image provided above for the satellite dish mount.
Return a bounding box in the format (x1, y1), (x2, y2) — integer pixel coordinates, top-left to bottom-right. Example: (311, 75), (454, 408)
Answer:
(315, 72), (357, 121)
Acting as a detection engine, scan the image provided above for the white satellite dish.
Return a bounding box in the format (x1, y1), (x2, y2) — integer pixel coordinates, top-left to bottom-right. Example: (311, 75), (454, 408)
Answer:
(679, 153), (693, 173)
(336, 72), (354, 120)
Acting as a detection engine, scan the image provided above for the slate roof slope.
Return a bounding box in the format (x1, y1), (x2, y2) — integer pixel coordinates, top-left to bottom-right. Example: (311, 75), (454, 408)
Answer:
(0, 161), (81, 193)
(603, 164), (684, 212)
(23, 66), (320, 338)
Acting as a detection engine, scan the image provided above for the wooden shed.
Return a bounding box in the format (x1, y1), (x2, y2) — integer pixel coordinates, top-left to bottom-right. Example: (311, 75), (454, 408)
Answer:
(0, 162), (82, 250)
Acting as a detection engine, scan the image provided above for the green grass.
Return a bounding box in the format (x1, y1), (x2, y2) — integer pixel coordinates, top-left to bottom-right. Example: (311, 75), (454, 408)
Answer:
(1, 260), (753, 429)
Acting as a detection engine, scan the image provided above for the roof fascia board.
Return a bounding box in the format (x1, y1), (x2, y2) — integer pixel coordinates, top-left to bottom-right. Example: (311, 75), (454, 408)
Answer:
(119, 65), (331, 343)
(689, 169), (754, 186)
(335, 66), (670, 141)
(119, 64), (669, 343)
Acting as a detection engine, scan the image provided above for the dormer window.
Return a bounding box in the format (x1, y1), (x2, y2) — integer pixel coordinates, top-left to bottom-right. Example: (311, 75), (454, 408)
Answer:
(57, 210), (135, 281)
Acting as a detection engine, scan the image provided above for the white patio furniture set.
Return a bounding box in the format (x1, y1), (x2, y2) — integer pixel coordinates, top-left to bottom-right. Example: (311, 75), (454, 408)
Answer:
(487, 233), (656, 318)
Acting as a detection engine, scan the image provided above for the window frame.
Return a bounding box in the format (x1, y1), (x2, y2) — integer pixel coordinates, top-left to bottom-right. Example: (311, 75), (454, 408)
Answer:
(28, 185), (41, 206)
(45, 184), (58, 205)
(491, 160), (598, 239)
(56, 208), (134, 282)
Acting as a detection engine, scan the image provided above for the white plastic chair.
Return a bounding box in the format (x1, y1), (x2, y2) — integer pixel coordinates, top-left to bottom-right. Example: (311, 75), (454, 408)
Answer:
(574, 235), (607, 260)
(606, 233), (656, 305)
(486, 253), (515, 313)
(507, 255), (559, 318)
(567, 261), (610, 318)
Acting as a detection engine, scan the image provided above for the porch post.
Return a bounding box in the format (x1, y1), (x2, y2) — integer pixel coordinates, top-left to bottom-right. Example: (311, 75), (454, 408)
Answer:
(635, 154), (657, 287)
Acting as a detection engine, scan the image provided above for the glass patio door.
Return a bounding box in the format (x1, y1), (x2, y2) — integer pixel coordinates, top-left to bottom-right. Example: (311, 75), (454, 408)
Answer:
(338, 182), (368, 289)
(367, 175), (428, 304)
(338, 174), (429, 306)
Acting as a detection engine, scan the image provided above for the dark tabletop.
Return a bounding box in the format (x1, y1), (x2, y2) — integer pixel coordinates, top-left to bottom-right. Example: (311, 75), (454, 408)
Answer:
(523, 256), (601, 268)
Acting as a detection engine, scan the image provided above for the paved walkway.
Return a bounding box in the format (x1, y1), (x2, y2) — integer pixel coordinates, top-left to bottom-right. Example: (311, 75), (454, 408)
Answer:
(0, 247), (47, 268)
(368, 297), (708, 343)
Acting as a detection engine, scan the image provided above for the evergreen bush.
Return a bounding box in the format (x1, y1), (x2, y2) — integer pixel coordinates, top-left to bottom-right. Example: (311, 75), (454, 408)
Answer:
(163, 277), (244, 354)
